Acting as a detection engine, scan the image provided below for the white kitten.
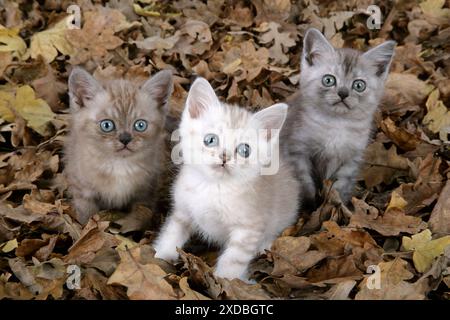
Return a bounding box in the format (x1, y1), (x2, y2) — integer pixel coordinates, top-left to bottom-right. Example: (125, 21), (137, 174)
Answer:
(154, 78), (300, 281)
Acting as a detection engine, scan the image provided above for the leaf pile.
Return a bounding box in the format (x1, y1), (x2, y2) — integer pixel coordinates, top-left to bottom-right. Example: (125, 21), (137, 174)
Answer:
(0, 0), (450, 300)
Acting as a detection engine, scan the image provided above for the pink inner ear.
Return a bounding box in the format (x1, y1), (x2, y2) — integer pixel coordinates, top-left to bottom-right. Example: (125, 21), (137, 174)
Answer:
(188, 100), (204, 119)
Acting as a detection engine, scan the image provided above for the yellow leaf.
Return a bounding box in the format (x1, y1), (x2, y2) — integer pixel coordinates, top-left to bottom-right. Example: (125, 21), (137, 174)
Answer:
(420, 0), (450, 22)
(402, 229), (450, 273)
(422, 89), (450, 141)
(0, 85), (55, 136)
(0, 239), (18, 253)
(386, 190), (408, 211)
(28, 16), (75, 63)
(0, 28), (26, 58)
(115, 235), (138, 251)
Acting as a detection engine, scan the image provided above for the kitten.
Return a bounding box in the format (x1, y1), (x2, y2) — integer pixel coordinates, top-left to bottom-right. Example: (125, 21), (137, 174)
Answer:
(282, 28), (395, 209)
(65, 68), (173, 224)
(154, 78), (300, 281)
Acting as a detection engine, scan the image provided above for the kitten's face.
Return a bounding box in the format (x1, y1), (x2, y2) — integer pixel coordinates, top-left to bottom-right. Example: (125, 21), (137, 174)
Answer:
(68, 68), (173, 159)
(179, 78), (287, 180)
(300, 29), (395, 117)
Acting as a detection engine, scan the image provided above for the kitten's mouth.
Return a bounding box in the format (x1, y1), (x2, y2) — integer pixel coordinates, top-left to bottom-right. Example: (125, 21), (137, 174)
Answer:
(116, 146), (133, 154)
(211, 164), (229, 172)
(332, 100), (351, 109)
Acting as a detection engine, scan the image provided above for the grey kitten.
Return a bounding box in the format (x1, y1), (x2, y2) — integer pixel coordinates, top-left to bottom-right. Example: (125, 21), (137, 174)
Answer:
(283, 28), (395, 209)
(65, 68), (173, 224)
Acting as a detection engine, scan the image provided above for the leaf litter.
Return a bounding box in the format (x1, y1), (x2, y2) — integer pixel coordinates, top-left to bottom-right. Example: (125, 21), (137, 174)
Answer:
(0, 0), (450, 300)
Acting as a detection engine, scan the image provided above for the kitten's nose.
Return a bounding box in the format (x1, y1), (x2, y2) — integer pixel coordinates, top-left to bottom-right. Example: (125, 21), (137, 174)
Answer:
(219, 150), (230, 165)
(119, 132), (132, 146)
(338, 88), (349, 100)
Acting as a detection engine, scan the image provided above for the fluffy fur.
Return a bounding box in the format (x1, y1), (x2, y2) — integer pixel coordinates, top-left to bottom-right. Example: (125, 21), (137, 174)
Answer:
(282, 28), (395, 209)
(65, 68), (173, 224)
(154, 78), (300, 281)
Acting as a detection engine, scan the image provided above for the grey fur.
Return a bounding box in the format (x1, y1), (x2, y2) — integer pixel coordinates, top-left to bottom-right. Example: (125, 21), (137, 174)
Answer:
(282, 28), (395, 209)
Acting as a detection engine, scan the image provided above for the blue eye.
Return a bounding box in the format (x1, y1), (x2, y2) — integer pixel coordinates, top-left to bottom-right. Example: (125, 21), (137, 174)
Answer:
(322, 74), (336, 87)
(134, 119), (148, 132)
(100, 119), (115, 132)
(352, 79), (366, 92)
(203, 133), (219, 147)
(236, 143), (251, 158)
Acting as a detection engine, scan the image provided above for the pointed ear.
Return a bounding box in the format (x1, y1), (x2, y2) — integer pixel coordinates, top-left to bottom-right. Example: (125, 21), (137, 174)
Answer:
(185, 77), (220, 119)
(141, 69), (173, 109)
(362, 41), (396, 79)
(302, 28), (334, 67)
(252, 103), (288, 141)
(68, 67), (103, 109)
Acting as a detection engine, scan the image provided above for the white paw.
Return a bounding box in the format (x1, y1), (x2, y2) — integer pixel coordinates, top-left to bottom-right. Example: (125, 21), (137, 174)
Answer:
(153, 245), (179, 262)
(214, 263), (247, 281)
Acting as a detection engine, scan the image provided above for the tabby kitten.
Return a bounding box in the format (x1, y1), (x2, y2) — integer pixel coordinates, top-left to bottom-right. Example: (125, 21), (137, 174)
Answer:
(65, 68), (173, 224)
(154, 78), (300, 281)
(283, 28), (395, 209)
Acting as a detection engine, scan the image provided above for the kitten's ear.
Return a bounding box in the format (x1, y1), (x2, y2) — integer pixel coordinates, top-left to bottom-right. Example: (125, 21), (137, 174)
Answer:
(252, 103), (288, 141)
(362, 41), (396, 78)
(185, 77), (220, 119)
(68, 67), (103, 110)
(141, 69), (173, 109)
(302, 28), (334, 67)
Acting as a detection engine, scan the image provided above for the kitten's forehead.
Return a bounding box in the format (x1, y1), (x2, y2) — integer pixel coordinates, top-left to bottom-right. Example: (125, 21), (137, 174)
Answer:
(336, 48), (362, 76)
(103, 80), (139, 116)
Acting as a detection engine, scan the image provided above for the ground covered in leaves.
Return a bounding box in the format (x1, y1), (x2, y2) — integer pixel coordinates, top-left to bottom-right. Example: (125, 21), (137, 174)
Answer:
(0, 0), (450, 300)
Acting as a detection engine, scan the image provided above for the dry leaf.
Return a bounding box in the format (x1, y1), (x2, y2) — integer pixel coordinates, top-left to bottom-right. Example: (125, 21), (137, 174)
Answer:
(356, 258), (426, 300)
(0, 85), (55, 136)
(28, 16), (74, 63)
(350, 198), (427, 236)
(402, 229), (450, 273)
(107, 246), (176, 300)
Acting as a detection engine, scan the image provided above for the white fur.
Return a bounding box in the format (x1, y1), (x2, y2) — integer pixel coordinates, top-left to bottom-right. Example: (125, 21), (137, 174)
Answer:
(154, 78), (300, 281)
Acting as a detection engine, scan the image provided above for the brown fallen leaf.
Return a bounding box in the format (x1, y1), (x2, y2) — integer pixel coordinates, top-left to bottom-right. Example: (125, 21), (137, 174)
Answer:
(362, 141), (410, 188)
(76, 267), (127, 300)
(305, 255), (364, 285)
(429, 179), (450, 235)
(349, 198), (427, 236)
(65, 220), (119, 265)
(380, 117), (422, 152)
(356, 258), (426, 300)
(256, 21), (297, 65)
(107, 246), (176, 300)
(270, 236), (327, 276)
(179, 277), (210, 300)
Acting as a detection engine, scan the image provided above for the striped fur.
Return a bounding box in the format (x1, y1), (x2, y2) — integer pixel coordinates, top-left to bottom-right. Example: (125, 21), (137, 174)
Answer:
(65, 68), (173, 224)
(282, 28), (395, 209)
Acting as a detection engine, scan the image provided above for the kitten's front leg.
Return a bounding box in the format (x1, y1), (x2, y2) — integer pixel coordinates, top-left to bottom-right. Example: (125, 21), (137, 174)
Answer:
(215, 228), (263, 281)
(333, 159), (360, 204)
(153, 211), (192, 262)
(72, 192), (99, 225)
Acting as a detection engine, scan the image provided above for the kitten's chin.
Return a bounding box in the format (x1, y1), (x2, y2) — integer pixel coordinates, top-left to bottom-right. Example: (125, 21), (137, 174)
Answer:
(206, 164), (231, 178)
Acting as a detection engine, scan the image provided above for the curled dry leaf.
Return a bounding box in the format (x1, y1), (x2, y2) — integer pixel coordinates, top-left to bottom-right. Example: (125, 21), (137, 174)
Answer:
(107, 245), (176, 300)
(349, 198), (427, 236)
